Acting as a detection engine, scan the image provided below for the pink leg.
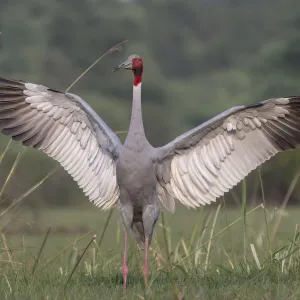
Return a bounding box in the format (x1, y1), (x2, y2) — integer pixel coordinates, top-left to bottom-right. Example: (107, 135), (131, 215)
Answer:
(122, 232), (128, 292)
(143, 237), (149, 289)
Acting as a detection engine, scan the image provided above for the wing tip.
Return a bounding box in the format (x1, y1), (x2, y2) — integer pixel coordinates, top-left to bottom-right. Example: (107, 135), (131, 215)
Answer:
(0, 77), (25, 89)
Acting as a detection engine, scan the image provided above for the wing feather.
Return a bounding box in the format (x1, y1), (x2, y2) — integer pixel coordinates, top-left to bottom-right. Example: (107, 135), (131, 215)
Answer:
(0, 77), (121, 210)
(154, 97), (300, 211)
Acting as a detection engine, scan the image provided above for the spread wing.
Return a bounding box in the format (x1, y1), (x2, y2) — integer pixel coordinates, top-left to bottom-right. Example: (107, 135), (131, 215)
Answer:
(0, 77), (122, 210)
(153, 97), (300, 212)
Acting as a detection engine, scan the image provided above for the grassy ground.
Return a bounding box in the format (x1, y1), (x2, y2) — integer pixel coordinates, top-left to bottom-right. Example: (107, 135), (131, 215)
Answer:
(0, 203), (300, 299)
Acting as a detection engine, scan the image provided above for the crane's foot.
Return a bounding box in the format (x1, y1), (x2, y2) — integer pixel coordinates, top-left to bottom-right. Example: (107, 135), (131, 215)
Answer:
(122, 265), (128, 293)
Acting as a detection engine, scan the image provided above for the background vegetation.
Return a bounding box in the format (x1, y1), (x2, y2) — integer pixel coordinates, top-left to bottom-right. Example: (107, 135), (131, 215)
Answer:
(1, 0), (300, 206)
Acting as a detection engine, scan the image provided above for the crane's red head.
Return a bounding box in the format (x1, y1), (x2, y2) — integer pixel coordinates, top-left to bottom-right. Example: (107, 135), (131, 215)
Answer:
(113, 54), (143, 86)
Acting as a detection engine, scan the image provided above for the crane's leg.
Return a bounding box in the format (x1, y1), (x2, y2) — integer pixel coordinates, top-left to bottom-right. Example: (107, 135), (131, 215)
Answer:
(122, 232), (129, 292)
(119, 200), (133, 292)
(141, 202), (159, 291)
(143, 237), (149, 289)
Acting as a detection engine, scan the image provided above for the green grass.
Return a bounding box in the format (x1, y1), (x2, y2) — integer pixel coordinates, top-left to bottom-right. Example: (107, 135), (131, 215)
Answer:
(0, 204), (299, 299)
(1, 263), (300, 299)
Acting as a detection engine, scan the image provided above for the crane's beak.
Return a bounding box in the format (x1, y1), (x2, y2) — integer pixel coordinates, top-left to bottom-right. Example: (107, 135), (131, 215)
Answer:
(113, 59), (132, 72)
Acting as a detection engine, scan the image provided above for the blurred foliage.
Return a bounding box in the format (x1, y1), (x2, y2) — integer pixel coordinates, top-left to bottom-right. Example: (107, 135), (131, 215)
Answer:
(0, 0), (300, 206)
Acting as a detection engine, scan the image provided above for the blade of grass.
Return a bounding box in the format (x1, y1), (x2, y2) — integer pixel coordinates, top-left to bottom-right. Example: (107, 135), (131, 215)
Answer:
(221, 245), (234, 270)
(116, 221), (121, 248)
(97, 209), (114, 250)
(31, 227), (51, 275)
(1, 232), (15, 271)
(161, 212), (179, 299)
(242, 179), (247, 263)
(180, 239), (192, 270)
(93, 209), (114, 259)
(250, 244), (261, 270)
(65, 40), (129, 92)
(188, 208), (203, 252)
(258, 169), (272, 258)
(222, 196), (236, 265)
(194, 211), (213, 266)
(0, 140), (12, 165)
(0, 167), (59, 217)
(172, 203), (263, 269)
(63, 234), (96, 291)
(2, 271), (12, 294)
(43, 230), (93, 268)
(271, 171), (300, 242)
(161, 213), (171, 266)
(288, 224), (299, 269)
(0, 150), (25, 200)
(204, 202), (221, 271)
(278, 240), (300, 263)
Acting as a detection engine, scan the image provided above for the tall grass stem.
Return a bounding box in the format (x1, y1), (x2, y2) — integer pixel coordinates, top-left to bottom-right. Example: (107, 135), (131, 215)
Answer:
(31, 227), (51, 275)
(65, 40), (128, 93)
(64, 235), (96, 291)
(204, 202), (221, 271)
(258, 170), (272, 258)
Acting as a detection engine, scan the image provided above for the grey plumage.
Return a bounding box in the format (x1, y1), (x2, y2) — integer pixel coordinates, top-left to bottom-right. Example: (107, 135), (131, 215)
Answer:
(1, 57), (300, 252)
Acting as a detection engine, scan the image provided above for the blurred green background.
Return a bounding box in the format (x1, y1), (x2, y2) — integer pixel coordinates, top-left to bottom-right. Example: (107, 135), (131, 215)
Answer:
(1, 0), (300, 209)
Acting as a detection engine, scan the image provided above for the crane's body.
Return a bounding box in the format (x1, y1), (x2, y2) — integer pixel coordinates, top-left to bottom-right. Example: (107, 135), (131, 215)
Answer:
(1, 54), (300, 291)
(116, 81), (160, 285)
(117, 134), (160, 247)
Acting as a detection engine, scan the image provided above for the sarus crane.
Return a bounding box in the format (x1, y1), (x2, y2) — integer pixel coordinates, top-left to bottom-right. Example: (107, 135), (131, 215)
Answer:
(0, 54), (300, 289)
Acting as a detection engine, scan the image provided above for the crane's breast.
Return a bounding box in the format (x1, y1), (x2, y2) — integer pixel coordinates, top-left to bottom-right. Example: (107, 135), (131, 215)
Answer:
(116, 150), (157, 204)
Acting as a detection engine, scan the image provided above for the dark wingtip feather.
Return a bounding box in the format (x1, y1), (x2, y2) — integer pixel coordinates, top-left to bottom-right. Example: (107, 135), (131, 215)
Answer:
(47, 88), (65, 94)
(0, 77), (25, 89)
(288, 96), (300, 104)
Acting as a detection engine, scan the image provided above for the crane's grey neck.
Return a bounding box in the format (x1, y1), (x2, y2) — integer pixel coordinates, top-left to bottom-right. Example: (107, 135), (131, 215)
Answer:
(127, 83), (145, 140)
